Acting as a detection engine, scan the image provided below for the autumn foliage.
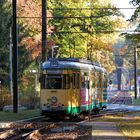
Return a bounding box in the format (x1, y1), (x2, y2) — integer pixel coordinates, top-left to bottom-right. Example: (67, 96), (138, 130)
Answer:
(16, 0), (127, 73)
(18, 0), (54, 58)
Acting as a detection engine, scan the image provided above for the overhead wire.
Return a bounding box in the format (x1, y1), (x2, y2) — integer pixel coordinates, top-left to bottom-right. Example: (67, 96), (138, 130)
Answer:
(47, 7), (136, 10)
(16, 7), (138, 34)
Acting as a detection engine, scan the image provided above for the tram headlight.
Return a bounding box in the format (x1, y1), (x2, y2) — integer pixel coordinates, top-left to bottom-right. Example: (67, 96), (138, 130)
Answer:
(51, 96), (57, 103)
(47, 103), (50, 107)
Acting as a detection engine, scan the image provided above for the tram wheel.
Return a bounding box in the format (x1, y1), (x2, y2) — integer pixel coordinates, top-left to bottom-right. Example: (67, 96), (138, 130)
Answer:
(93, 107), (100, 114)
(78, 114), (85, 121)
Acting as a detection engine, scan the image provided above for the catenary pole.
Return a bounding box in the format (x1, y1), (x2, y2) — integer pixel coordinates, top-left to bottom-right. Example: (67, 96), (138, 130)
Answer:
(42, 0), (47, 62)
(10, 28), (13, 102)
(12, 0), (18, 113)
(134, 47), (137, 99)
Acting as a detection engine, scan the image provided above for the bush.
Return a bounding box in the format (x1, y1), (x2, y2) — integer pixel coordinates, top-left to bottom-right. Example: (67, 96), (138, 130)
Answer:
(133, 98), (140, 105)
(0, 87), (12, 111)
(19, 92), (40, 109)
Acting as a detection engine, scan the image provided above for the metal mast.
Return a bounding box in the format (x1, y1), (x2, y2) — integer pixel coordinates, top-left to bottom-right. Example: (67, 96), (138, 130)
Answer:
(12, 0), (18, 113)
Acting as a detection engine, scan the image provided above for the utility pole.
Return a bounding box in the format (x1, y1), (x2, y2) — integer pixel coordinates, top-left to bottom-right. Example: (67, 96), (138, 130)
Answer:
(42, 0), (47, 62)
(134, 46), (140, 99)
(12, 0), (18, 113)
(10, 28), (13, 100)
(134, 47), (137, 99)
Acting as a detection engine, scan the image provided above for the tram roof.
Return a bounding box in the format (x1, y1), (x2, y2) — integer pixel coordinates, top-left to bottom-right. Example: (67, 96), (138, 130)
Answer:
(41, 58), (106, 72)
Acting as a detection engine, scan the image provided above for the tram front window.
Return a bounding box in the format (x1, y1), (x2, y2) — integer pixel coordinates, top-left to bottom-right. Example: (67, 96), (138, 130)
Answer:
(45, 74), (70, 89)
(46, 77), (62, 89)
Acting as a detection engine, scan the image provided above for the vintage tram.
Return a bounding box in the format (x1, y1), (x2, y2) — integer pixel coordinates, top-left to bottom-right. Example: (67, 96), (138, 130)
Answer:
(40, 58), (108, 117)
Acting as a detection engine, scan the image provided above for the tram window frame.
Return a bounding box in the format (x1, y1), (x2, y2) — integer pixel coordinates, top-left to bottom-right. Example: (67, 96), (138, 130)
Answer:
(93, 72), (98, 98)
(72, 73), (80, 89)
(97, 72), (102, 88)
(41, 74), (45, 88)
(45, 75), (62, 89)
(63, 74), (70, 89)
(81, 76), (85, 88)
(103, 75), (108, 88)
(72, 73), (76, 89)
(92, 72), (95, 88)
(45, 74), (70, 89)
(76, 73), (80, 88)
(86, 80), (90, 89)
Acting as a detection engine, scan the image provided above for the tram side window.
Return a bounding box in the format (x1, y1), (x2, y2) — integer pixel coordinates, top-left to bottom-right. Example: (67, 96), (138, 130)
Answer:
(103, 75), (108, 88)
(63, 75), (66, 89)
(72, 73), (76, 89)
(97, 73), (101, 88)
(76, 74), (79, 88)
(81, 76), (86, 88)
(72, 73), (80, 89)
(92, 78), (95, 88)
(63, 75), (70, 89)
(41, 74), (45, 88)
(82, 75), (87, 88)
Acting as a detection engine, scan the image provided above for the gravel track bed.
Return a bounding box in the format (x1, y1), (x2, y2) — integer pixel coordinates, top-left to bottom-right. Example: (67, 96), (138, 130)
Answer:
(27, 123), (92, 140)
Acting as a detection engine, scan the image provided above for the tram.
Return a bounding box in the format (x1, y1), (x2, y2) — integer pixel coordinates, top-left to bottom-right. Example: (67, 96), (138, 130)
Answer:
(40, 58), (108, 117)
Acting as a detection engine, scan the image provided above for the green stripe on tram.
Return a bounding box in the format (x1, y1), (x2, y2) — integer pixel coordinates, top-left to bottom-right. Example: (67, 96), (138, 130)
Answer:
(67, 104), (94, 115)
(67, 106), (80, 114)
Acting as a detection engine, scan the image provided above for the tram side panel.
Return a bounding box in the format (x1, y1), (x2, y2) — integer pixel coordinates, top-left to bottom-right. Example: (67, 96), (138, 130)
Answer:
(99, 72), (103, 108)
(92, 71), (107, 111)
(91, 71), (97, 110)
(69, 71), (81, 115)
(102, 74), (108, 108)
(80, 71), (93, 114)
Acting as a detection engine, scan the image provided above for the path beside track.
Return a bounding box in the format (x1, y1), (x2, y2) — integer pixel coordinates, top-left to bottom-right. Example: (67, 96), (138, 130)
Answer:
(91, 121), (126, 140)
(79, 120), (126, 140)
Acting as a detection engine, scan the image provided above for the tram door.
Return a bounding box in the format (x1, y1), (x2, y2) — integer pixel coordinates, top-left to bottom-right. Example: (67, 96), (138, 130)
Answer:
(96, 72), (102, 107)
(102, 74), (108, 105)
(71, 71), (80, 114)
(80, 72), (90, 112)
(97, 72), (103, 108)
(94, 72), (98, 108)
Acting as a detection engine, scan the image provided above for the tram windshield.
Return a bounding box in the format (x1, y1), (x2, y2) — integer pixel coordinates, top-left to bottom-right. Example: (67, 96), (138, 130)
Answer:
(45, 74), (70, 89)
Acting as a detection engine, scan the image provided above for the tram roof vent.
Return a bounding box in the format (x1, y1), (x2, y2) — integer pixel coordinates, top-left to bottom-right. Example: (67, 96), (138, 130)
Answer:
(48, 58), (102, 66)
(50, 58), (92, 64)
(92, 62), (101, 67)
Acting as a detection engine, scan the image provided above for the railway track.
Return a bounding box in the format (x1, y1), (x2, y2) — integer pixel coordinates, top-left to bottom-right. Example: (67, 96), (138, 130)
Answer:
(0, 90), (135, 140)
(0, 108), (139, 140)
(0, 122), (49, 140)
(109, 91), (132, 105)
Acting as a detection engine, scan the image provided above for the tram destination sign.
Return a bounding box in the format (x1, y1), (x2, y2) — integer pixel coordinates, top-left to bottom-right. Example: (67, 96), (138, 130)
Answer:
(50, 60), (59, 67)
(47, 70), (62, 74)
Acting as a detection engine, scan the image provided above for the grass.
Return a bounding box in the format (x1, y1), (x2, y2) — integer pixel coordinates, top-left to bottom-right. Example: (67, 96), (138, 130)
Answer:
(94, 112), (140, 140)
(0, 109), (41, 122)
(132, 98), (140, 105)
(118, 117), (140, 140)
(128, 90), (140, 105)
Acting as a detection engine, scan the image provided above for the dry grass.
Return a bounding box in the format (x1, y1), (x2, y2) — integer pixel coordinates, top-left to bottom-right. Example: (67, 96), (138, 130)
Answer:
(118, 116), (140, 140)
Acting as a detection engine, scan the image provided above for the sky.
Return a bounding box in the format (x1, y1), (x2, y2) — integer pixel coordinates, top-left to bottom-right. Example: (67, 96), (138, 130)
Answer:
(112, 0), (135, 19)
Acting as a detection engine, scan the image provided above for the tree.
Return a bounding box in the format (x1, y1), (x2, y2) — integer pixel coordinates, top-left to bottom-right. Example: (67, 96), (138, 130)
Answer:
(48, 0), (126, 72)
(16, 0), (127, 74)
(0, 0), (11, 86)
(122, 0), (140, 89)
(18, 0), (54, 59)
(125, 0), (140, 45)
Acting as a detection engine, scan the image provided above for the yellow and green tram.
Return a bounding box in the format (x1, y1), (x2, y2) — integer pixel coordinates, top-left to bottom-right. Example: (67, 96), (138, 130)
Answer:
(40, 58), (108, 117)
